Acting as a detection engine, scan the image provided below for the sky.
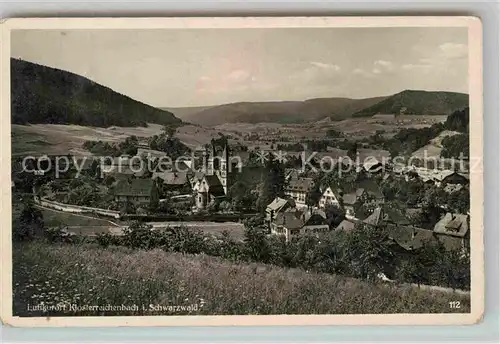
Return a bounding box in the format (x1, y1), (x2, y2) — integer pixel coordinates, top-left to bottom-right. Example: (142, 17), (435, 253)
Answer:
(11, 27), (468, 108)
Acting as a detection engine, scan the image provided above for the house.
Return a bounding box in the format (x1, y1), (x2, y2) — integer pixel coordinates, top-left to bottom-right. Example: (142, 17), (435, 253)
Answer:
(266, 197), (296, 223)
(361, 204), (411, 227)
(318, 185), (342, 208)
(284, 176), (315, 208)
(191, 143), (233, 209)
(342, 189), (366, 219)
(433, 213), (470, 252)
(192, 174), (226, 210)
(152, 171), (191, 193)
(270, 208), (329, 242)
(441, 172), (470, 186)
(404, 167), (468, 187)
(388, 226), (436, 251)
(114, 178), (157, 206)
(357, 149), (391, 168)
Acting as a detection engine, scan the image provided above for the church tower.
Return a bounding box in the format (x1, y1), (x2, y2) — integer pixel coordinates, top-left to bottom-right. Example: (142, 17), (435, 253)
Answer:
(217, 144), (230, 194)
(206, 142), (217, 176)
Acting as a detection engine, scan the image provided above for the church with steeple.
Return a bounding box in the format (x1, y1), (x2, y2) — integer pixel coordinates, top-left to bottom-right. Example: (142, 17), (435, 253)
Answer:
(191, 141), (232, 210)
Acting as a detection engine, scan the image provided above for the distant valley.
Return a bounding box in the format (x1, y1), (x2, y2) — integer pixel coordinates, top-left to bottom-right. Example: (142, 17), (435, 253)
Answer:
(166, 90), (468, 127)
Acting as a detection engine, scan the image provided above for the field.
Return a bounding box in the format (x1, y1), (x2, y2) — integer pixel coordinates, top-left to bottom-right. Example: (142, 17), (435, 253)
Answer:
(12, 241), (470, 317)
(411, 130), (462, 159)
(11, 123), (166, 156)
(11, 115), (448, 156)
(11, 123), (237, 156)
(214, 115), (448, 141)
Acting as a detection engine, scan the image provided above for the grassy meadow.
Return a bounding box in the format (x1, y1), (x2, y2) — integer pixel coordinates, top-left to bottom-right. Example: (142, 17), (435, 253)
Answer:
(13, 241), (470, 317)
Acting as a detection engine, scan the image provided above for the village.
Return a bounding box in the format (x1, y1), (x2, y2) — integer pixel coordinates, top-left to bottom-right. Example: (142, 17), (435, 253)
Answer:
(14, 128), (471, 259)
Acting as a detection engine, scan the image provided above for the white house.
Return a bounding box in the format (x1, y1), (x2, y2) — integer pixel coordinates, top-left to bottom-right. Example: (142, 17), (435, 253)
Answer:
(318, 185), (341, 208)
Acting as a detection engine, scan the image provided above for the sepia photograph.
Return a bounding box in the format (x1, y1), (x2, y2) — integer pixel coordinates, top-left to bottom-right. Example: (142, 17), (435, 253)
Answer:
(0, 17), (483, 326)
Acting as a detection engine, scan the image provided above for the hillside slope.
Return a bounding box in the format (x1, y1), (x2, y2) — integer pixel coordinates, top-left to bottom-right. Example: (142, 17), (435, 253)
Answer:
(162, 106), (213, 121)
(14, 242), (470, 316)
(11, 58), (182, 127)
(180, 96), (387, 126)
(352, 90), (468, 117)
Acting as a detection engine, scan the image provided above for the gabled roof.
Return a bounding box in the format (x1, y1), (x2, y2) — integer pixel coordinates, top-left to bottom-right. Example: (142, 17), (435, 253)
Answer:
(115, 178), (154, 197)
(204, 175), (225, 196)
(302, 209), (328, 226)
(286, 177), (315, 193)
(388, 226), (436, 251)
(362, 204), (410, 227)
(336, 219), (356, 231)
(357, 180), (384, 200)
(433, 213), (469, 237)
(363, 158), (383, 172)
(152, 171), (188, 185)
(274, 211), (304, 230)
(267, 197), (295, 212)
(363, 207), (383, 226)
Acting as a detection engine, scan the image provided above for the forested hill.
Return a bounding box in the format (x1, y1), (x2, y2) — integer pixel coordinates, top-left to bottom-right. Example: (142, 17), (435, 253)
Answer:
(11, 58), (182, 127)
(352, 90), (469, 117)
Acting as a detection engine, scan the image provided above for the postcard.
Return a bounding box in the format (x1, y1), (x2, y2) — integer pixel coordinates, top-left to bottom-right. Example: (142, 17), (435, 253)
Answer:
(0, 16), (483, 327)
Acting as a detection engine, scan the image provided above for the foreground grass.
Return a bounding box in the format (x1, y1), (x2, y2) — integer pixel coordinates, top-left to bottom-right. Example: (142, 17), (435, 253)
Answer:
(13, 241), (470, 316)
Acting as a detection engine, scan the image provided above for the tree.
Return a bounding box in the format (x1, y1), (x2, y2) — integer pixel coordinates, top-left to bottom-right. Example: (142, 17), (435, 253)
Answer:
(13, 200), (44, 241)
(244, 221), (271, 263)
(119, 135), (139, 156)
(324, 204), (345, 229)
(149, 183), (160, 211)
(256, 155), (285, 212)
(346, 223), (395, 280)
(305, 178), (322, 208)
(162, 125), (177, 138)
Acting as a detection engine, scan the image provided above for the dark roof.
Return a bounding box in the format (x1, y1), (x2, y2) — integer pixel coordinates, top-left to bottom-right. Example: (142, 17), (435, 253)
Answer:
(441, 172), (470, 185)
(153, 171), (189, 185)
(357, 180), (384, 200)
(389, 226), (436, 251)
(204, 175), (225, 196)
(274, 211), (304, 230)
(437, 235), (464, 251)
(302, 209), (328, 226)
(286, 177), (315, 193)
(156, 160), (191, 173)
(115, 179), (154, 197)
